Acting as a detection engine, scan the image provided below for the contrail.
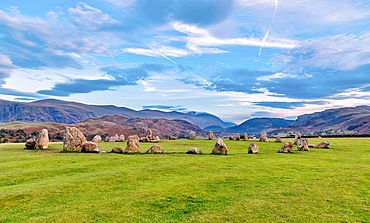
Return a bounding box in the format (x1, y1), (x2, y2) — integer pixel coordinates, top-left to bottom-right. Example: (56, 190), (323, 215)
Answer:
(148, 45), (177, 64)
(259, 0), (278, 56)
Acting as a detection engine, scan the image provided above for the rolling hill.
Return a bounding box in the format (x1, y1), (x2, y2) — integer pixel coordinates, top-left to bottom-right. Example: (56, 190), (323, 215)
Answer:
(0, 99), (232, 129)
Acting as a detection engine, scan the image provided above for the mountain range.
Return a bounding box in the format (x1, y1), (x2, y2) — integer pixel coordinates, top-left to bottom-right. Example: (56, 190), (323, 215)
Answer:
(0, 99), (234, 129)
(1, 99), (370, 137)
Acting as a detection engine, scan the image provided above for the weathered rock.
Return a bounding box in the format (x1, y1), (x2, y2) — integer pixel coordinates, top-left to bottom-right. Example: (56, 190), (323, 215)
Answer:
(275, 136), (282, 143)
(146, 145), (164, 154)
(153, 136), (160, 141)
(91, 135), (102, 143)
(111, 146), (123, 154)
(82, 141), (100, 153)
(99, 151), (107, 154)
(229, 136), (234, 140)
(315, 140), (330, 148)
(294, 132), (301, 145)
(104, 136), (110, 142)
(278, 142), (293, 153)
(189, 130), (196, 140)
(109, 135), (117, 142)
(212, 137), (228, 155)
(169, 136), (176, 140)
(208, 131), (213, 140)
(63, 127), (87, 152)
(235, 133), (240, 141)
(308, 144), (316, 148)
(186, 147), (202, 154)
(243, 133), (249, 141)
(259, 131), (268, 142)
(117, 134), (125, 142)
(36, 129), (49, 149)
(24, 137), (36, 150)
(124, 135), (140, 153)
(146, 129), (153, 140)
(139, 136), (150, 142)
(248, 142), (259, 154)
(297, 138), (309, 151)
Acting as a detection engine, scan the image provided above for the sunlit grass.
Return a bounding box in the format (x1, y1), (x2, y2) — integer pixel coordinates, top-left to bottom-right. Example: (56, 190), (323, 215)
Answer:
(1, 138), (369, 222)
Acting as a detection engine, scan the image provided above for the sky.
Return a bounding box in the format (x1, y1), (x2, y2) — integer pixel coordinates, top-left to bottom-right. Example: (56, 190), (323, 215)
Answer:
(0, 0), (370, 124)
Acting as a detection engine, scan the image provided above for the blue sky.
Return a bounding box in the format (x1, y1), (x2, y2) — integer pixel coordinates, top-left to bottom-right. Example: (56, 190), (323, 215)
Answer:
(0, 0), (369, 124)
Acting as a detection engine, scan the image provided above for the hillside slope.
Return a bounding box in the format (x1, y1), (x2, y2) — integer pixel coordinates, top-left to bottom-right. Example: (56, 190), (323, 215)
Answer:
(225, 118), (294, 134)
(0, 99), (231, 129)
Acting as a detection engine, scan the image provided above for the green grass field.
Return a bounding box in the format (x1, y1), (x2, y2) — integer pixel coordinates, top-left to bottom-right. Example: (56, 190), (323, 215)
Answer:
(1, 138), (369, 222)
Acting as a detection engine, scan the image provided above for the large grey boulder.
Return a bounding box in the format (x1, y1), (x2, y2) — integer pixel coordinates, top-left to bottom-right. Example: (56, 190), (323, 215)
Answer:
(275, 136), (282, 143)
(63, 127), (87, 152)
(91, 135), (102, 143)
(82, 141), (100, 153)
(24, 137), (36, 150)
(117, 134), (125, 142)
(212, 137), (228, 155)
(208, 131), (213, 140)
(111, 146), (123, 154)
(189, 130), (196, 140)
(294, 132), (301, 145)
(186, 147), (202, 154)
(259, 131), (268, 142)
(243, 133), (249, 141)
(146, 145), (164, 154)
(278, 142), (293, 153)
(36, 129), (49, 149)
(315, 140), (330, 148)
(297, 138), (309, 151)
(248, 142), (259, 154)
(124, 135), (140, 153)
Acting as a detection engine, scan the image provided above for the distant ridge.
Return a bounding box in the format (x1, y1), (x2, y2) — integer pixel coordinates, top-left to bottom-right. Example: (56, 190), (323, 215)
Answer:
(225, 118), (294, 134)
(0, 99), (232, 129)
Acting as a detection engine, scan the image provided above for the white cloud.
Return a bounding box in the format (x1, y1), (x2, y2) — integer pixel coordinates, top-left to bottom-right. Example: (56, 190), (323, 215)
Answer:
(289, 33), (370, 70)
(68, 2), (118, 29)
(103, 0), (136, 8)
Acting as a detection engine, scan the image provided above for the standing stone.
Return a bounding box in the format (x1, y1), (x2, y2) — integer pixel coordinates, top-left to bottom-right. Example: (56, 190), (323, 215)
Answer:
(189, 130), (196, 140)
(104, 136), (110, 142)
(92, 135), (102, 143)
(109, 135), (117, 142)
(294, 132), (301, 145)
(24, 137), (36, 150)
(169, 136), (176, 140)
(82, 141), (100, 153)
(278, 142), (293, 153)
(259, 131), (268, 142)
(243, 133), (249, 141)
(235, 133), (241, 141)
(297, 138), (309, 151)
(152, 136), (160, 142)
(36, 129), (49, 149)
(315, 140), (330, 148)
(146, 145), (164, 154)
(186, 147), (202, 154)
(63, 127), (87, 152)
(212, 137), (228, 155)
(117, 134), (125, 142)
(146, 129), (153, 140)
(124, 135), (140, 153)
(275, 136), (282, 142)
(248, 142), (259, 154)
(111, 146), (123, 154)
(208, 131), (214, 140)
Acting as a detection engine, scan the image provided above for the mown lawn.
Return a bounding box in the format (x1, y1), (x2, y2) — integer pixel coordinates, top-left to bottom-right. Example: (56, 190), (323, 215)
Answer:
(0, 138), (369, 222)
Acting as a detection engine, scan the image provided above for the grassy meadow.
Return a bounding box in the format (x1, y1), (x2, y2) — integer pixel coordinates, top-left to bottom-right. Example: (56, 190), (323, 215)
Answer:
(0, 138), (369, 222)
